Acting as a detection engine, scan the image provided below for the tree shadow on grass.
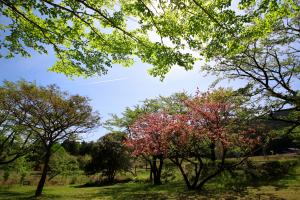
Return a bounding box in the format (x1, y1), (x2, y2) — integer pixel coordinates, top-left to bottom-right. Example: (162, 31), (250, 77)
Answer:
(206, 160), (300, 199)
(76, 181), (285, 200)
(0, 188), (35, 200)
(247, 166), (300, 191)
(98, 185), (170, 200)
(74, 178), (133, 188)
(197, 189), (286, 200)
(0, 188), (64, 200)
(210, 166), (300, 200)
(83, 182), (185, 200)
(88, 184), (288, 200)
(73, 173), (299, 200)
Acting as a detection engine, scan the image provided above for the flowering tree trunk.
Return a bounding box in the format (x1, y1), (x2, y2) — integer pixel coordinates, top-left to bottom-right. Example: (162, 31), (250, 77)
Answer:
(150, 155), (164, 185)
(196, 149), (227, 190)
(145, 155), (164, 185)
(170, 148), (227, 190)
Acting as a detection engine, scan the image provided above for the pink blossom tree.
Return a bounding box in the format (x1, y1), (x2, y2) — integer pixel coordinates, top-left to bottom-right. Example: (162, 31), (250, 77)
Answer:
(126, 89), (261, 189)
(126, 112), (171, 185)
(165, 89), (261, 190)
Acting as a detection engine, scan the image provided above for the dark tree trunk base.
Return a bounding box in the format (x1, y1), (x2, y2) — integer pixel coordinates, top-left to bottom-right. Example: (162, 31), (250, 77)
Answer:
(35, 148), (51, 197)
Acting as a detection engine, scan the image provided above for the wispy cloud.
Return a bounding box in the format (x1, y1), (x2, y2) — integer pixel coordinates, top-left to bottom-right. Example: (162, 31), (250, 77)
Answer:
(85, 77), (128, 85)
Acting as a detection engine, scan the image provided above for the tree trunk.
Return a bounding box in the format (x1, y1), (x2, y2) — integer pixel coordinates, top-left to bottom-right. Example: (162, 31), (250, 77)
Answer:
(145, 156), (163, 184)
(210, 142), (216, 162)
(151, 157), (157, 184)
(149, 161), (153, 181)
(196, 168), (223, 190)
(196, 149), (227, 190)
(170, 157), (202, 190)
(152, 156), (163, 185)
(177, 161), (192, 189)
(35, 147), (51, 197)
(107, 171), (115, 183)
(153, 175), (161, 185)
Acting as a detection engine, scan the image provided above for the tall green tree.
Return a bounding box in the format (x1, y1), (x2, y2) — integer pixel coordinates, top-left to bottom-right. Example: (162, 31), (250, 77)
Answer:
(0, 80), (100, 197)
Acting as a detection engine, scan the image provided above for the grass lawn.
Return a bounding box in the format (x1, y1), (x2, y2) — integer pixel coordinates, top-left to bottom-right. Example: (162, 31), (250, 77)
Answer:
(0, 155), (300, 200)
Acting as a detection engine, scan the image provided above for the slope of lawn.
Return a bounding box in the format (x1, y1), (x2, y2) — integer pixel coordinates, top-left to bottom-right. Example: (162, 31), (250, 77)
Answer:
(0, 155), (299, 200)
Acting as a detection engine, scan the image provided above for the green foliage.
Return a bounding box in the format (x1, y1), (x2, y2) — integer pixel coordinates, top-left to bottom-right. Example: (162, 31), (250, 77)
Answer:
(0, 80), (100, 147)
(62, 139), (80, 156)
(48, 146), (81, 181)
(104, 106), (147, 133)
(0, 156), (33, 184)
(3, 0), (296, 79)
(62, 140), (94, 170)
(76, 154), (92, 171)
(0, 0), (193, 77)
(3, 0), (297, 75)
(161, 167), (176, 183)
(3, 170), (9, 182)
(86, 132), (132, 183)
(78, 141), (95, 156)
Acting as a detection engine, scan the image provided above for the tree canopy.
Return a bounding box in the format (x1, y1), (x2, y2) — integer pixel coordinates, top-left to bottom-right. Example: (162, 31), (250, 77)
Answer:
(1, 0), (299, 115)
(0, 80), (100, 196)
(0, 0), (194, 77)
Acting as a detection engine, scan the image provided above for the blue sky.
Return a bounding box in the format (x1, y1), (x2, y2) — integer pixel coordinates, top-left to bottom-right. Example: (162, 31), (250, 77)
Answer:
(0, 48), (223, 141)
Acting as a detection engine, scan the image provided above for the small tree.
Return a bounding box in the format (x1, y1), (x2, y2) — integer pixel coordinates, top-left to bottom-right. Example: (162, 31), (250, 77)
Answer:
(0, 156), (33, 184)
(126, 113), (172, 185)
(48, 145), (80, 182)
(87, 132), (131, 183)
(1, 80), (100, 197)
